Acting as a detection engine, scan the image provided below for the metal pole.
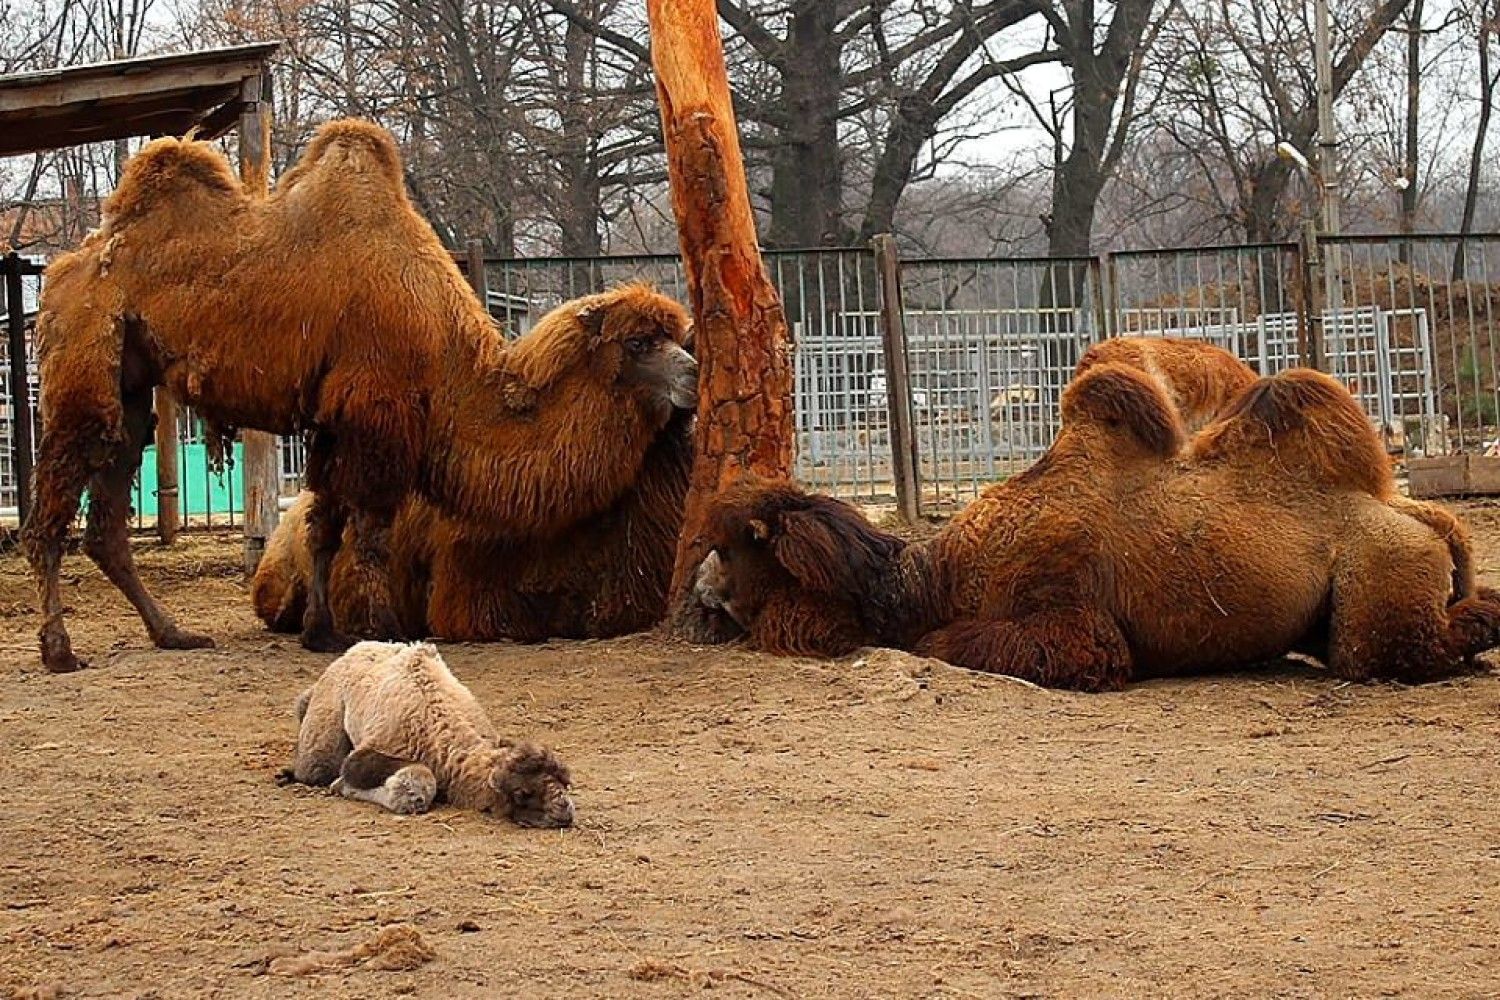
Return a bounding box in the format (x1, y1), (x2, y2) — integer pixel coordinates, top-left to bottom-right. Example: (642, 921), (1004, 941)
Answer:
(1314, 0), (1345, 323)
(4, 253), (34, 526)
(871, 234), (920, 522)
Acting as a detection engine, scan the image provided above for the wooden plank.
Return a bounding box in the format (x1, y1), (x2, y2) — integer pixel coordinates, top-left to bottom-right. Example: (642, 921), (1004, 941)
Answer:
(0, 60), (267, 113)
(238, 72), (281, 574)
(871, 233), (920, 522)
(0, 87), (240, 157)
(1408, 456), (1469, 497)
(1465, 456), (1500, 494)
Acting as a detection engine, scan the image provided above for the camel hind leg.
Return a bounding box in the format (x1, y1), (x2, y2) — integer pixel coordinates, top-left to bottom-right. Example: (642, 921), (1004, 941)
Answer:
(1328, 522), (1499, 684)
(281, 682), (352, 786)
(23, 417), (107, 673)
(81, 388), (213, 652)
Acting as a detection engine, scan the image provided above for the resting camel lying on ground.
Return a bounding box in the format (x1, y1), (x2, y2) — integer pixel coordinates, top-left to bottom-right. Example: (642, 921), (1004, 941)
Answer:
(691, 365), (1500, 691)
(24, 118), (694, 672)
(277, 641), (574, 827)
(252, 296), (695, 642)
(1084, 336), (1474, 598)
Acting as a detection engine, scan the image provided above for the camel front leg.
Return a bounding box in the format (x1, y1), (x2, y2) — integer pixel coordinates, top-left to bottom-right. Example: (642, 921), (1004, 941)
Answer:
(332, 747), (436, 815)
(300, 488), (353, 654)
(916, 608), (1134, 692)
(82, 389), (213, 652)
(345, 508), (404, 640)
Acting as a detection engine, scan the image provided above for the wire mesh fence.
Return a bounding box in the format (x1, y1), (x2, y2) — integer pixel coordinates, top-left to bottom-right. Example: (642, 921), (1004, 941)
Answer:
(5, 233), (1498, 527)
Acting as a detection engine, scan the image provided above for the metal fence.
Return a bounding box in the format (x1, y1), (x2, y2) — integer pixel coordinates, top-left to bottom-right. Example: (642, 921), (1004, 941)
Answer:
(5, 232), (1499, 526)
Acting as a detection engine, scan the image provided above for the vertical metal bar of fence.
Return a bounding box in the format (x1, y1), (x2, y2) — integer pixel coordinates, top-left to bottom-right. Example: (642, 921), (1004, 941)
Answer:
(871, 235), (920, 520)
(4, 253), (35, 526)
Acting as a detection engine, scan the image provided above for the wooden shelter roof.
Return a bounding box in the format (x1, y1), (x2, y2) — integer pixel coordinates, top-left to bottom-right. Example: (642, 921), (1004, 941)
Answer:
(0, 42), (281, 158)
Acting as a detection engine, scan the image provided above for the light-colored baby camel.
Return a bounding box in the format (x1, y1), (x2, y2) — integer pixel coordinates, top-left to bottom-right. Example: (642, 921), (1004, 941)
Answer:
(279, 641), (574, 827)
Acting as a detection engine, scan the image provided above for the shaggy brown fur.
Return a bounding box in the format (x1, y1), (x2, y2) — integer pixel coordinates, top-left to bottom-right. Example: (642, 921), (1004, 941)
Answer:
(1088, 337), (1475, 600)
(25, 118), (694, 671)
(1074, 336), (1257, 433)
(252, 314), (695, 642)
(692, 366), (1500, 691)
(278, 641), (574, 827)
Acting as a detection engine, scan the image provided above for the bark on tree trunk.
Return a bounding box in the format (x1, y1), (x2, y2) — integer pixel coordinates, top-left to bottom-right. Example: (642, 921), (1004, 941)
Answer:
(1399, 0), (1424, 264)
(766, 2), (845, 249)
(1455, 2), (1496, 280)
(648, 0), (795, 625)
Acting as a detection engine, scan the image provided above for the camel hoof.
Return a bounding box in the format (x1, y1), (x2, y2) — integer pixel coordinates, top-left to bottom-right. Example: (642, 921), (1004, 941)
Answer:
(40, 634), (86, 674)
(43, 651), (87, 674)
(301, 626), (355, 655)
(274, 767), (297, 787)
(156, 629), (216, 651)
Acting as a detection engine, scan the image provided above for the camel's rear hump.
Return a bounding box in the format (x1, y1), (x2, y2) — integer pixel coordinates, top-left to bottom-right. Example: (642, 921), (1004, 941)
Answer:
(1194, 368), (1393, 497)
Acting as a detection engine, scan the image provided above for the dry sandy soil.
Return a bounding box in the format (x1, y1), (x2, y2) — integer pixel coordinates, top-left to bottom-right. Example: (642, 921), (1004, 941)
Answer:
(4, 505), (1500, 999)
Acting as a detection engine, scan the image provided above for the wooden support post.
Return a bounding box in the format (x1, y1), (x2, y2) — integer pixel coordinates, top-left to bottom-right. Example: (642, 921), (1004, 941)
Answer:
(153, 387), (179, 543)
(238, 71), (280, 573)
(4, 253), (34, 526)
(647, 0), (795, 607)
(871, 234), (920, 522)
(1298, 220), (1326, 372)
(465, 238), (489, 306)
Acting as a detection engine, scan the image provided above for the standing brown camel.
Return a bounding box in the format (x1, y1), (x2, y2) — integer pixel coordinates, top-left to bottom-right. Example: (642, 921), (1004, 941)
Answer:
(23, 120), (696, 672)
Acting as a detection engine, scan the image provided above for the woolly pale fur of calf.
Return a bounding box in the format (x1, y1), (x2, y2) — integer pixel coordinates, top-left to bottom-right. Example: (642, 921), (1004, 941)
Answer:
(693, 365), (1500, 691)
(24, 116), (694, 672)
(280, 642), (574, 827)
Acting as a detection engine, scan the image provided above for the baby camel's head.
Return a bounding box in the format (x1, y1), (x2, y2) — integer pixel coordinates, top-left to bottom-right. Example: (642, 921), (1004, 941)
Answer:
(491, 742), (574, 829)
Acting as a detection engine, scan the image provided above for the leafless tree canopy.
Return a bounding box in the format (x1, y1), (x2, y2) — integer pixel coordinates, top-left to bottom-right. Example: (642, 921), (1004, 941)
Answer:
(3, 0), (1497, 258)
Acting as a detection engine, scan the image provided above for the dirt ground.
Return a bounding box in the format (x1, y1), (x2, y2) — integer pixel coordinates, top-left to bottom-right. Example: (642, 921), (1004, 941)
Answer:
(3, 505), (1500, 999)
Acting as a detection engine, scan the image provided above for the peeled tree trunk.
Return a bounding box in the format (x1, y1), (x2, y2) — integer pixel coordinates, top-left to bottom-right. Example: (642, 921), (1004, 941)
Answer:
(646, 0), (795, 614)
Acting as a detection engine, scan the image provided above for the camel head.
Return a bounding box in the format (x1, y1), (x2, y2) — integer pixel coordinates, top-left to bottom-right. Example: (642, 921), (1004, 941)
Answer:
(490, 742), (574, 829)
(570, 282), (698, 422)
(506, 282), (697, 419)
(692, 479), (907, 651)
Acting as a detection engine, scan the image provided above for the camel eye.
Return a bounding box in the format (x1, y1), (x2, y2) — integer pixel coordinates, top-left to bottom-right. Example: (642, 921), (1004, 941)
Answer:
(625, 337), (650, 355)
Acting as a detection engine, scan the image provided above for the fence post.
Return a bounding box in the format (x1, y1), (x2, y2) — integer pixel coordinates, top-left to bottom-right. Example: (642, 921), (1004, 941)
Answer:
(1298, 221), (1326, 371)
(871, 234), (920, 522)
(153, 388), (179, 543)
(239, 71), (280, 572)
(466, 239), (489, 305)
(1095, 252), (1114, 340)
(4, 253), (34, 526)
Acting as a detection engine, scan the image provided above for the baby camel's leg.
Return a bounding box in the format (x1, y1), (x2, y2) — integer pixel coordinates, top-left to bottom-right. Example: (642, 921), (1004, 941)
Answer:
(1329, 531), (1500, 683)
(332, 747), (437, 815)
(284, 683), (352, 786)
(917, 607), (1133, 692)
(82, 388), (213, 652)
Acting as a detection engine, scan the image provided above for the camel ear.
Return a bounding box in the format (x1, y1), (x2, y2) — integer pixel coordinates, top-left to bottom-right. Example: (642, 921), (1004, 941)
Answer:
(770, 501), (901, 597)
(576, 303), (606, 341)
